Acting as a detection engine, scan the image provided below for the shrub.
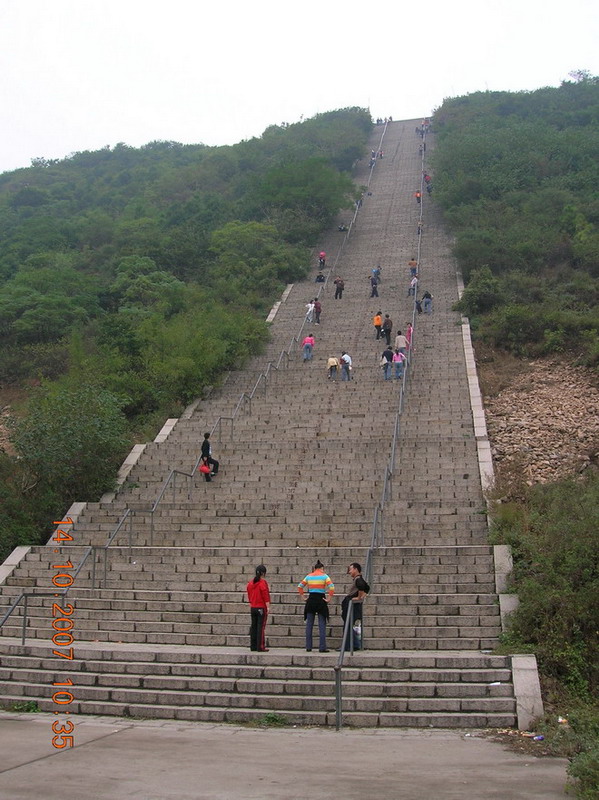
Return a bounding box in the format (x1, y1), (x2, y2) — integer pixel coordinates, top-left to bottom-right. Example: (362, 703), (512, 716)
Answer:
(456, 265), (503, 315)
(13, 384), (130, 508)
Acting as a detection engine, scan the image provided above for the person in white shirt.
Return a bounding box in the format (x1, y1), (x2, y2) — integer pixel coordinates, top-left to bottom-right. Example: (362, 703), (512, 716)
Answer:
(340, 351), (352, 381)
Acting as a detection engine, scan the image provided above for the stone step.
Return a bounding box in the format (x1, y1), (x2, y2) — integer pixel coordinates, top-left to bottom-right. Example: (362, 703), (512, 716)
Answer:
(0, 691), (515, 728)
(0, 625), (500, 651)
(0, 640), (516, 727)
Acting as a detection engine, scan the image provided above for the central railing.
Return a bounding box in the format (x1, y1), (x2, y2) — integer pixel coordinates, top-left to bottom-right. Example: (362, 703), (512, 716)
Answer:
(333, 122), (428, 729)
(334, 297), (418, 729)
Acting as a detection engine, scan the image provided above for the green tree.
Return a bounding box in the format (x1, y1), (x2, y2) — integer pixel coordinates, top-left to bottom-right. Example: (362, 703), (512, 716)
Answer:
(456, 265), (503, 315)
(255, 158), (356, 231)
(209, 221), (308, 299)
(13, 385), (130, 507)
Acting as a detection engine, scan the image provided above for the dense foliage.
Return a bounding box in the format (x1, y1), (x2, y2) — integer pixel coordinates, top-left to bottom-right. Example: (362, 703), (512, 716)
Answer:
(0, 107), (371, 558)
(434, 80), (599, 795)
(491, 474), (599, 798)
(432, 75), (599, 365)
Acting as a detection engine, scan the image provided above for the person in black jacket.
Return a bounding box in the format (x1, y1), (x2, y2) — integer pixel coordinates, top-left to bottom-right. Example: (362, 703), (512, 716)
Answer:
(200, 432), (219, 482)
(341, 562), (370, 651)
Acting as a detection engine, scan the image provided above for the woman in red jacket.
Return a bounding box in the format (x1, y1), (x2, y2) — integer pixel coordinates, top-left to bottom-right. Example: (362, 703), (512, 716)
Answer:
(246, 565), (271, 652)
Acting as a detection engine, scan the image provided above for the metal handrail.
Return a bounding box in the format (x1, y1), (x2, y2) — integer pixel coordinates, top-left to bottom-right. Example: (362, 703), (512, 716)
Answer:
(0, 591), (67, 646)
(0, 504), (141, 640)
(333, 365), (413, 728)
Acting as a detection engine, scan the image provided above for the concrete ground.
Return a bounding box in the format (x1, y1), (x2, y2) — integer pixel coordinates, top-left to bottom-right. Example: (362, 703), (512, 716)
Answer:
(0, 711), (569, 799)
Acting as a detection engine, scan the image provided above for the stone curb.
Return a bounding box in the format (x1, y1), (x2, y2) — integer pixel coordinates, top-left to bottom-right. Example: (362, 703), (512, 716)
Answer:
(266, 284), (294, 323)
(511, 654), (544, 730)
(1, 501), (84, 587)
(0, 546), (31, 587)
(499, 594), (520, 630)
(456, 270), (494, 494)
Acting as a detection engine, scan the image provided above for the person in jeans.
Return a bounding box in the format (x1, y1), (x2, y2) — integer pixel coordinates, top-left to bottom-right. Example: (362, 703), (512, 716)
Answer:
(381, 345), (394, 380)
(298, 560), (334, 652)
(394, 330), (408, 355)
(369, 274), (379, 298)
(340, 351), (352, 381)
(327, 356), (340, 380)
(302, 334), (315, 361)
(341, 563), (370, 651)
(393, 349), (406, 380)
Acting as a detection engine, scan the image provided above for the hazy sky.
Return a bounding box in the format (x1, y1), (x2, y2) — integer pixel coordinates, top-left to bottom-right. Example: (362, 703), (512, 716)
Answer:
(1, 0), (598, 174)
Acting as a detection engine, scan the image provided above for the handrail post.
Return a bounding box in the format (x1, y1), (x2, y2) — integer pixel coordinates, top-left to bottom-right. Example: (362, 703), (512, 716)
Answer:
(129, 511), (133, 557)
(103, 548), (108, 589)
(334, 667), (342, 730)
(21, 594), (28, 645)
(172, 472), (176, 503)
(150, 509), (154, 547)
(92, 547), (97, 589)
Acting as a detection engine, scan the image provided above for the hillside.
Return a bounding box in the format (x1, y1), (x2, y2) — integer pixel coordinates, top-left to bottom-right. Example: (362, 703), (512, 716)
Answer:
(0, 108), (372, 559)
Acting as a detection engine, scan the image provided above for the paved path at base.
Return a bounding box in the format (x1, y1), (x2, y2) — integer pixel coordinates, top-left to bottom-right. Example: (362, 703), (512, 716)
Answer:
(0, 712), (568, 799)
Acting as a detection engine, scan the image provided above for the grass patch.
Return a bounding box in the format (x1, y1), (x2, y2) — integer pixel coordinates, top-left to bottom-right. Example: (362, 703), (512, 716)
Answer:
(7, 700), (40, 713)
(246, 711), (289, 728)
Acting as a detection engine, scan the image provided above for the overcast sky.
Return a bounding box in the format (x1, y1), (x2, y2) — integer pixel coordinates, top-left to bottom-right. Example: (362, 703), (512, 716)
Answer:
(1, 0), (598, 174)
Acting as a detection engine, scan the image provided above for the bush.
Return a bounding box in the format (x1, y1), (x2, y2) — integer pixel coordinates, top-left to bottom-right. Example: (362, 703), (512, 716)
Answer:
(13, 384), (130, 508)
(456, 265), (503, 315)
(0, 451), (55, 562)
(569, 741), (599, 799)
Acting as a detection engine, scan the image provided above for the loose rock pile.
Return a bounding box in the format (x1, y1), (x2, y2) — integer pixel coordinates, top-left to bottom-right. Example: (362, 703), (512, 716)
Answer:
(483, 360), (599, 489)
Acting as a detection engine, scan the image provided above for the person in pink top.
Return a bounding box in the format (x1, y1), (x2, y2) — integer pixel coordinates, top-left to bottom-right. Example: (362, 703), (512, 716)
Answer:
(319, 251), (326, 267)
(392, 349), (406, 380)
(302, 334), (315, 361)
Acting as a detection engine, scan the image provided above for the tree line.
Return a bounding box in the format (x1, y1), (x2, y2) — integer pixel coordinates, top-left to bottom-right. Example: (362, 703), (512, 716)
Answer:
(432, 74), (599, 365)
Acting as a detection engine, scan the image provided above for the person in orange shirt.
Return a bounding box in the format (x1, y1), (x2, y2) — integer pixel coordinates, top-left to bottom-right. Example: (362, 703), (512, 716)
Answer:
(373, 311), (383, 340)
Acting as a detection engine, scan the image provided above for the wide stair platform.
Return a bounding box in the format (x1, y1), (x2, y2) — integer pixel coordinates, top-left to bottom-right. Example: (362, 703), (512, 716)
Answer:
(0, 119), (517, 728)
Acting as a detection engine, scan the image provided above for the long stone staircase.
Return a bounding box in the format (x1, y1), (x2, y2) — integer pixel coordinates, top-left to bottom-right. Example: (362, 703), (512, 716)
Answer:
(0, 120), (522, 728)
